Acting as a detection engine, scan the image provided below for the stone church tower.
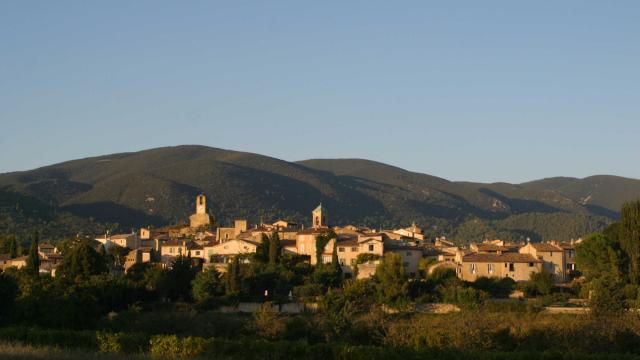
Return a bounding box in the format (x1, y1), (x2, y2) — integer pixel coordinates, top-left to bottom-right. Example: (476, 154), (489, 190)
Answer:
(189, 194), (211, 228)
(312, 203), (327, 228)
(196, 194), (206, 215)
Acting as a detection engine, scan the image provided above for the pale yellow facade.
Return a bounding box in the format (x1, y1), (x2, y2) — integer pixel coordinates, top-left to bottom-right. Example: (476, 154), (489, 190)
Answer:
(519, 243), (565, 282)
(204, 239), (258, 261)
(456, 252), (543, 282)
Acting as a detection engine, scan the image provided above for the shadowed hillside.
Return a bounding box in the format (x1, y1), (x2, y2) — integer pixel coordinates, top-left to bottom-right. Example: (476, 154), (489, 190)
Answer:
(1, 145), (638, 243)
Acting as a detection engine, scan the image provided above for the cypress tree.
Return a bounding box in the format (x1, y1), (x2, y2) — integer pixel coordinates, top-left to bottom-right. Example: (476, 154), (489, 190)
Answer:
(8, 235), (17, 259)
(268, 232), (280, 266)
(226, 256), (241, 295)
(258, 233), (270, 263)
(331, 238), (341, 271)
(621, 200), (640, 284)
(25, 231), (40, 276)
(99, 244), (109, 268)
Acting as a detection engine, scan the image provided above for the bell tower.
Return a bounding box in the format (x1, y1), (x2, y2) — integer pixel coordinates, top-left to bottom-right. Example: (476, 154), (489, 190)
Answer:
(196, 194), (206, 214)
(312, 203), (327, 228)
(190, 194), (211, 228)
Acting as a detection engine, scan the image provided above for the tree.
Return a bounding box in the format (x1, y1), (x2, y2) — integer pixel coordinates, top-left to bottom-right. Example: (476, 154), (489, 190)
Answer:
(621, 200), (640, 284)
(525, 271), (554, 296)
(99, 244), (107, 261)
(268, 232), (280, 266)
(315, 231), (336, 265)
(257, 233), (270, 263)
(590, 273), (627, 317)
(331, 239), (342, 274)
(107, 246), (130, 269)
(8, 235), (18, 259)
(24, 231), (40, 277)
(0, 273), (18, 324)
(57, 240), (108, 281)
(576, 231), (624, 281)
(165, 255), (196, 301)
(192, 268), (222, 302)
(374, 252), (409, 306)
(356, 253), (381, 264)
(225, 256), (241, 295)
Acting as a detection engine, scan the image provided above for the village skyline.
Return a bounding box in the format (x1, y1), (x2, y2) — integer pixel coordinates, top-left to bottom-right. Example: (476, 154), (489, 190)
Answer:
(2, 2), (640, 359)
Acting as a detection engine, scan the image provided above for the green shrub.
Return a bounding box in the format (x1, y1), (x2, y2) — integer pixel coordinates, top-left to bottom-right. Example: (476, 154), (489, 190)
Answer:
(149, 335), (211, 358)
(96, 331), (149, 353)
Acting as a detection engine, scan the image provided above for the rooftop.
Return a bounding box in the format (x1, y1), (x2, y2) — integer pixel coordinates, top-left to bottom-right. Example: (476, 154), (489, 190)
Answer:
(530, 243), (563, 252)
(462, 253), (543, 263)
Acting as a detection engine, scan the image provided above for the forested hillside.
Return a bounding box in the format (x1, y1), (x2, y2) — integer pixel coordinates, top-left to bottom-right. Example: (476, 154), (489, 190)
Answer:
(1, 145), (638, 243)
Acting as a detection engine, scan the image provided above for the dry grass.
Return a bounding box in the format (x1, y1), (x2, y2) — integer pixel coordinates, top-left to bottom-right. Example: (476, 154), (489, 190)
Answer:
(0, 342), (151, 360)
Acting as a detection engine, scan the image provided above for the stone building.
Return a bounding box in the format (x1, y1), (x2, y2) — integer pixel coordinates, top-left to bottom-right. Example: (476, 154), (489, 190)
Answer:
(189, 194), (212, 228)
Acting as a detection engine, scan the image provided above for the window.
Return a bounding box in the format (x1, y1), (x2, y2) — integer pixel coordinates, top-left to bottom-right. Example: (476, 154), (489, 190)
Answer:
(195, 251), (201, 256)
(406, 251), (412, 256)
(338, 247), (345, 252)
(351, 247), (358, 252)
(529, 262), (534, 267)
(169, 248), (174, 254)
(509, 263), (515, 272)
(403, 262), (409, 267)
(368, 244), (374, 251)
(322, 256), (331, 263)
(487, 264), (493, 274)
(470, 263), (476, 274)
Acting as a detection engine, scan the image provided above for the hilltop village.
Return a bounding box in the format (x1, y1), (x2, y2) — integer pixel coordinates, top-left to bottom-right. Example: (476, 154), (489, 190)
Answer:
(2, 194), (579, 284)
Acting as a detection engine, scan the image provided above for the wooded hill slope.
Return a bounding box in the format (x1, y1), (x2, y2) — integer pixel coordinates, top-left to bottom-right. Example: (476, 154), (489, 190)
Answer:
(1, 145), (638, 243)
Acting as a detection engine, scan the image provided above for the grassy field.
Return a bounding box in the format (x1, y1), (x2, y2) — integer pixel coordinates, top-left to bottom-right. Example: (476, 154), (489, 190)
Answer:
(0, 342), (152, 360)
(2, 339), (640, 360)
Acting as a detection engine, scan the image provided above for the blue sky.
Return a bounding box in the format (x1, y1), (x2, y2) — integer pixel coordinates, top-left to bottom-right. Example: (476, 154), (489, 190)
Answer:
(1, 1), (638, 183)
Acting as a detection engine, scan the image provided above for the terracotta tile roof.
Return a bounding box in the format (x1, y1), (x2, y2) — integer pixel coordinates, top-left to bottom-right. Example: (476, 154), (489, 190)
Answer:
(558, 243), (575, 250)
(531, 243), (563, 252)
(162, 240), (202, 249)
(475, 244), (509, 252)
(297, 227), (331, 235)
(358, 236), (383, 243)
(462, 253), (542, 263)
(111, 233), (135, 239)
(336, 237), (358, 247)
(385, 243), (423, 252)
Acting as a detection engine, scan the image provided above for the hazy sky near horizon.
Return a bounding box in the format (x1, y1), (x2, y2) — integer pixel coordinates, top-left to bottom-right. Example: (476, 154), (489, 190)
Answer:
(1, 1), (639, 183)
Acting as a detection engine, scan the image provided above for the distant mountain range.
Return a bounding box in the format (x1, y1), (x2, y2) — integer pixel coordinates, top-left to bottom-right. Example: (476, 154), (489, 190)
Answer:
(1, 145), (639, 243)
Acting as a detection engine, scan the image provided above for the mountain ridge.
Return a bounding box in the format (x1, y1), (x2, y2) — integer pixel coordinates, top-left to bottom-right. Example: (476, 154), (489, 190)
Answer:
(1, 145), (638, 243)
